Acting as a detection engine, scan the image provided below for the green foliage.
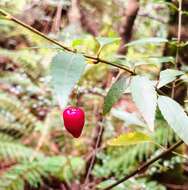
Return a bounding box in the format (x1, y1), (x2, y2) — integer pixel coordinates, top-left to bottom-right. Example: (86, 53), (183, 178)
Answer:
(93, 119), (179, 178)
(0, 141), (44, 161)
(125, 37), (168, 47)
(158, 96), (188, 144)
(97, 178), (166, 190)
(0, 0), (187, 189)
(0, 94), (38, 135)
(51, 52), (86, 109)
(130, 76), (157, 131)
(0, 156), (85, 190)
(103, 75), (129, 115)
(157, 69), (184, 89)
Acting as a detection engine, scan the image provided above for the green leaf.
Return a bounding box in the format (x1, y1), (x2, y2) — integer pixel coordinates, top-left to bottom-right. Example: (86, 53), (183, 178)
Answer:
(158, 96), (188, 144)
(72, 39), (84, 48)
(157, 69), (184, 88)
(96, 37), (120, 48)
(51, 52), (86, 109)
(125, 37), (168, 47)
(108, 132), (151, 146)
(111, 108), (146, 127)
(103, 75), (129, 115)
(130, 76), (157, 131)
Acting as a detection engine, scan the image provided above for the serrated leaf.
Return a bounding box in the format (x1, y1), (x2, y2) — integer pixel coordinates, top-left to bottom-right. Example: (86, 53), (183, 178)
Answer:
(125, 37), (168, 47)
(96, 37), (120, 48)
(130, 76), (157, 131)
(103, 75), (129, 115)
(158, 96), (188, 144)
(51, 52), (86, 109)
(108, 132), (151, 146)
(157, 69), (184, 88)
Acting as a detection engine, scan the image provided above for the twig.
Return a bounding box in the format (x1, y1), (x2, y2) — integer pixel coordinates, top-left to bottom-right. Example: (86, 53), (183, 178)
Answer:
(0, 9), (134, 74)
(102, 140), (183, 190)
(83, 119), (104, 190)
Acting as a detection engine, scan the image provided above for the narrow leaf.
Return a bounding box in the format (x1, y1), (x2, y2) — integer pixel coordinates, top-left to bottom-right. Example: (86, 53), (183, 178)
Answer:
(108, 132), (151, 146)
(125, 37), (168, 47)
(157, 69), (184, 88)
(158, 96), (188, 144)
(96, 37), (120, 48)
(103, 75), (129, 115)
(130, 76), (157, 131)
(51, 52), (86, 109)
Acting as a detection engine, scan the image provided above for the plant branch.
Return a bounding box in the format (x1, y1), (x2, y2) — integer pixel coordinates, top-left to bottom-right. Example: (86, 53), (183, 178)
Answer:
(83, 118), (104, 190)
(0, 9), (134, 74)
(102, 140), (183, 190)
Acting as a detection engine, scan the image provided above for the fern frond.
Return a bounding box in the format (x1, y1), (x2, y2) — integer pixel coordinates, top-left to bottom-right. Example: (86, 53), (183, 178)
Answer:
(0, 94), (39, 134)
(0, 132), (18, 142)
(93, 123), (179, 178)
(0, 72), (35, 88)
(0, 49), (45, 82)
(0, 162), (46, 190)
(0, 115), (24, 138)
(0, 141), (44, 161)
(0, 156), (85, 190)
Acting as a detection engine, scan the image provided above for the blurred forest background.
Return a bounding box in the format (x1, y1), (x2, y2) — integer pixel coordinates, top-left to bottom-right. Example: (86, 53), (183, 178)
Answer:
(0, 0), (188, 190)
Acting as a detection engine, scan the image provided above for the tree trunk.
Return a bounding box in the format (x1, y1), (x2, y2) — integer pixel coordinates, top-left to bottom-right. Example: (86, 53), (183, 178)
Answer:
(118, 0), (140, 54)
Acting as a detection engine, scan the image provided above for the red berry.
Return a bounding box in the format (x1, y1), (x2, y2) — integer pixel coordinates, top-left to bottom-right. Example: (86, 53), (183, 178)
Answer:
(62, 106), (85, 138)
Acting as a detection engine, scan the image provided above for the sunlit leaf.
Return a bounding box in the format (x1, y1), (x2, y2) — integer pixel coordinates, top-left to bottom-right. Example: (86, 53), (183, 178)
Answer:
(108, 132), (151, 146)
(96, 37), (120, 48)
(130, 76), (157, 131)
(51, 52), (86, 109)
(158, 96), (188, 144)
(157, 69), (184, 88)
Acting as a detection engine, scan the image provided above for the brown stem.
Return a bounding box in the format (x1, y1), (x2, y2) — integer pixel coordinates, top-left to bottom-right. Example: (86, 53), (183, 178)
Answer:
(102, 140), (183, 190)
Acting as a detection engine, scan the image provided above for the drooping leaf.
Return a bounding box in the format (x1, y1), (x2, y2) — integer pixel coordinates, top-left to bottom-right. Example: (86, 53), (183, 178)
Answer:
(51, 52), (86, 109)
(157, 69), (184, 88)
(108, 132), (151, 146)
(130, 76), (157, 131)
(125, 37), (168, 47)
(158, 96), (188, 144)
(103, 75), (129, 115)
